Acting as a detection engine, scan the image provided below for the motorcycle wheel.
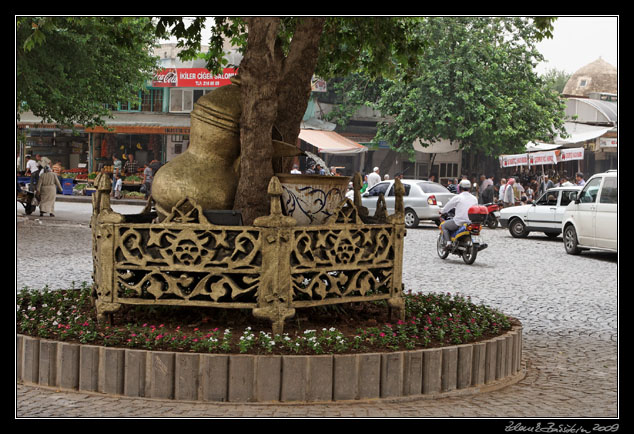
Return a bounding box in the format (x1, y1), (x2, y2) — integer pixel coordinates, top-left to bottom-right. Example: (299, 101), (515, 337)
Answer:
(487, 216), (498, 229)
(462, 238), (478, 264)
(436, 232), (449, 259)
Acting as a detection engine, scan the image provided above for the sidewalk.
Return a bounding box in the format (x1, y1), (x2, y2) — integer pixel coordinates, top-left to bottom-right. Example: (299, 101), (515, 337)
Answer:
(55, 192), (146, 206)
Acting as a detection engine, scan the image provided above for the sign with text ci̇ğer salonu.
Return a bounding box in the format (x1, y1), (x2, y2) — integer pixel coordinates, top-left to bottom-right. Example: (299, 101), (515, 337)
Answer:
(152, 67), (238, 88)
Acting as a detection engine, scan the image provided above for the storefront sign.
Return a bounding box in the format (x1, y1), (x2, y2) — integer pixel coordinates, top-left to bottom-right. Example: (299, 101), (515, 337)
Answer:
(499, 153), (529, 168)
(557, 147), (584, 162)
(599, 138), (617, 148)
(152, 67), (238, 88)
(528, 151), (557, 166)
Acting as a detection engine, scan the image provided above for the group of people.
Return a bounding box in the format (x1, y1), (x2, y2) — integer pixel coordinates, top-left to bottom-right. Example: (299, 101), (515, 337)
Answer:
(457, 171), (587, 208)
(20, 154), (63, 217)
(109, 154), (161, 200)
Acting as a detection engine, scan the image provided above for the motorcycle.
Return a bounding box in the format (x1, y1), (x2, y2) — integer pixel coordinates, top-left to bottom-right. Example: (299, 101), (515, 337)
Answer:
(482, 202), (501, 229)
(437, 206), (489, 265)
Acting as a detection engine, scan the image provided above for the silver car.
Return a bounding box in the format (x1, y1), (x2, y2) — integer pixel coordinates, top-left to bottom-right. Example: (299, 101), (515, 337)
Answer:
(361, 179), (455, 228)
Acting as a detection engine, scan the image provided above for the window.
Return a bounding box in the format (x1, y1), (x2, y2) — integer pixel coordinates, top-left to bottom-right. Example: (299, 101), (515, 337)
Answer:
(367, 182), (390, 196)
(170, 89), (194, 112)
(536, 191), (559, 206)
(418, 182), (450, 194)
(388, 184), (411, 196)
(141, 89), (164, 112)
(578, 177), (602, 203)
(599, 177), (618, 204)
(560, 190), (578, 207)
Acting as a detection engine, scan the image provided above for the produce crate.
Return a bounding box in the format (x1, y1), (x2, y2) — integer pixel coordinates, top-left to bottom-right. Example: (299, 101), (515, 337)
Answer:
(62, 178), (74, 195)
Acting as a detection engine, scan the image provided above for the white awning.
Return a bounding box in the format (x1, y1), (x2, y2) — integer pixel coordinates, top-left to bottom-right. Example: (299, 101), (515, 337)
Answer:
(555, 122), (613, 145)
(299, 129), (367, 154)
(412, 138), (461, 153)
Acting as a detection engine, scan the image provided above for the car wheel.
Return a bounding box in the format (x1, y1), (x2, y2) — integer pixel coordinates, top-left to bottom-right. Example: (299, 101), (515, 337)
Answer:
(509, 218), (529, 238)
(404, 208), (419, 228)
(563, 225), (582, 255)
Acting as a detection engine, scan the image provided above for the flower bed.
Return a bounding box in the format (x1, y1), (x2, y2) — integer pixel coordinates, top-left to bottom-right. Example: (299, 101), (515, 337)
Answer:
(17, 284), (514, 356)
(17, 284), (523, 402)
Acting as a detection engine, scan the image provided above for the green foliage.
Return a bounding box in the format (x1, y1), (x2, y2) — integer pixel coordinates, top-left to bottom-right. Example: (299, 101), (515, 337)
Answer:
(322, 17), (567, 158)
(16, 17), (160, 128)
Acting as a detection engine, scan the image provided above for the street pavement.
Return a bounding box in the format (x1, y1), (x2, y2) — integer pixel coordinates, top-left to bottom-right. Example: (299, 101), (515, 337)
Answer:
(15, 199), (619, 420)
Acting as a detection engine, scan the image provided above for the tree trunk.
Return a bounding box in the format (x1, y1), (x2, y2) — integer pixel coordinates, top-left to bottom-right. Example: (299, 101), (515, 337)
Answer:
(233, 17), (282, 225)
(275, 18), (326, 173)
(233, 17), (326, 225)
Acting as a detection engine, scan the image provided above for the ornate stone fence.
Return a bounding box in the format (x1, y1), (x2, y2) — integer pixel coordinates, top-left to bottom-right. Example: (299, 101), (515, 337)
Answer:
(17, 324), (524, 402)
(91, 174), (405, 334)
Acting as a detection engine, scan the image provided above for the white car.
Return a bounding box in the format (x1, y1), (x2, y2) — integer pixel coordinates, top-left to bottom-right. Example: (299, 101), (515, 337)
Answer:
(562, 170), (618, 254)
(499, 186), (582, 238)
(361, 179), (455, 228)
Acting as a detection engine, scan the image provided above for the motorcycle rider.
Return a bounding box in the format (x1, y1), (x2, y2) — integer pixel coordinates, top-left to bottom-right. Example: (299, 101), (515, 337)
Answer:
(440, 179), (478, 246)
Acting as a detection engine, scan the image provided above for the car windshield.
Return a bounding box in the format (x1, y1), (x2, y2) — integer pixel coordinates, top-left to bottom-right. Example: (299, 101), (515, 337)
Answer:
(417, 182), (450, 193)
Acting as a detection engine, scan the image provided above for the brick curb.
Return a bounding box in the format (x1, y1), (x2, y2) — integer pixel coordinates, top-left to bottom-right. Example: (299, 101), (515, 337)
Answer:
(17, 325), (523, 403)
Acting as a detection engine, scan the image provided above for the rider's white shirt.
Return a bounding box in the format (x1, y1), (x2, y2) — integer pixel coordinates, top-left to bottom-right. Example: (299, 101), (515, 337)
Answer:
(441, 192), (478, 225)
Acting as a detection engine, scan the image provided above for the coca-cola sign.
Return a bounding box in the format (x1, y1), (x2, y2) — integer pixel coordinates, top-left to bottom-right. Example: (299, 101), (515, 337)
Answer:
(152, 68), (178, 87)
(152, 67), (237, 88)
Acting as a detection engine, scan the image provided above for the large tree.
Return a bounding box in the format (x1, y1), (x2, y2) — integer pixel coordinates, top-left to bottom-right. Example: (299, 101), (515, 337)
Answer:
(16, 17), (160, 128)
(159, 16), (558, 224)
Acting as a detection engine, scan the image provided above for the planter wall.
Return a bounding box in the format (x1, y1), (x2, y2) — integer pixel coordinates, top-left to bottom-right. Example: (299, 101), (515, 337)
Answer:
(17, 324), (523, 403)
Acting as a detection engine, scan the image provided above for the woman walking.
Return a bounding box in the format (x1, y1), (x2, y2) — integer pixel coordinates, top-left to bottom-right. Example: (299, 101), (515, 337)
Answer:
(36, 166), (62, 217)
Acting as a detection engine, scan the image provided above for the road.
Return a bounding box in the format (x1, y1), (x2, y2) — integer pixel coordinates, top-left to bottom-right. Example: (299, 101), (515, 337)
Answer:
(15, 200), (619, 419)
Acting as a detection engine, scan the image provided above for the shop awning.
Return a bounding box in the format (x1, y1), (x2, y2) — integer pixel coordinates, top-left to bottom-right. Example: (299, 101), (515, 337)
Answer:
(555, 122), (613, 145)
(299, 129), (367, 154)
(413, 138), (461, 154)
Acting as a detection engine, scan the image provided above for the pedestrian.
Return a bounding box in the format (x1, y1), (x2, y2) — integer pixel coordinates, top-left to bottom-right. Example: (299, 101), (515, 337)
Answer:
(575, 172), (586, 186)
(498, 178), (507, 204)
(36, 165), (62, 217)
(558, 176), (573, 187)
(290, 164), (301, 174)
(25, 154), (41, 192)
(447, 178), (457, 194)
(123, 153), (138, 176)
(525, 183), (534, 203)
(142, 162), (154, 199)
(114, 173), (123, 199)
(538, 174), (554, 196)
(479, 174), (494, 204)
(503, 178), (516, 207)
(367, 167), (381, 190)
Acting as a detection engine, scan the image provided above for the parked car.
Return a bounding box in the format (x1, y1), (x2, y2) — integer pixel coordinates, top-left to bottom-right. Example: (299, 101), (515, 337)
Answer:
(499, 186), (582, 238)
(562, 170), (617, 254)
(361, 179), (455, 228)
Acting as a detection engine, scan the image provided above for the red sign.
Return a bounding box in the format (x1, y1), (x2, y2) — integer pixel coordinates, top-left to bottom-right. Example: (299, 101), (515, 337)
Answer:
(152, 67), (237, 88)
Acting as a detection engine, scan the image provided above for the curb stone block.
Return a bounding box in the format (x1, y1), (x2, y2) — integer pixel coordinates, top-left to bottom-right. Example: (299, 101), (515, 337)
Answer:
(200, 354), (228, 402)
(38, 340), (58, 387)
(471, 342), (486, 386)
(441, 347), (457, 392)
(403, 351), (423, 396)
(495, 337), (506, 381)
(228, 355), (254, 402)
(255, 355), (281, 402)
(381, 352), (404, 398)
(485, 339), (497, 384)
(21, 335), (40, 384)
(175, 353), (200, 401)
(505, 334), (514, 377)
(422, 348), (442, 394)
(281, 356), (307, 402)
(357, 353), (381, 399)
(79, 345), (100, 392)
(124, 349), (147, 397)
(57, 342), (79, 390)
(457, 344), (473, 389)
(16, 335), (23, 382)
(307, 355), (333, 402)
(148, 351), (175, 399)
(99, 347), (125, 395)
(333, 354), (358, 401)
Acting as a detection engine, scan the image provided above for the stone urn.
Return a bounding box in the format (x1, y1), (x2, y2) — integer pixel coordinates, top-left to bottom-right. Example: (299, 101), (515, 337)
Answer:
(276, 174), (350, 225)
(151, 77), (243, 220)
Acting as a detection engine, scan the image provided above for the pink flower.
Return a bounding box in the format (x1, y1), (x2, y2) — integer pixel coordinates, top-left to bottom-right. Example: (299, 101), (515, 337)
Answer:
(379, 332), (386, 337)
